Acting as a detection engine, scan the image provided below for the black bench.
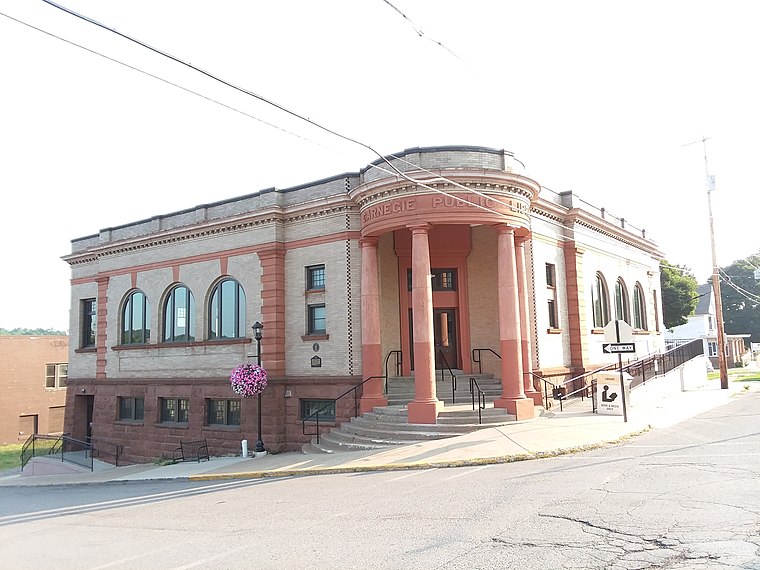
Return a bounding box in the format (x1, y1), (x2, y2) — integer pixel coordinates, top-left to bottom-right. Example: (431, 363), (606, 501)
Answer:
(173, 439), (210, 463)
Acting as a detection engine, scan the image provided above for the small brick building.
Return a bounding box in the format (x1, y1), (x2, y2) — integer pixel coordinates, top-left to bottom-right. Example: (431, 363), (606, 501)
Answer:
(0, 335), (68, 445)
(62, 146), (665, 463)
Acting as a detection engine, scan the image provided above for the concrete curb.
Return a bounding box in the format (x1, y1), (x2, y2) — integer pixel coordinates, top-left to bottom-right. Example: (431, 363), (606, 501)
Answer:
(188, 426), (653, 482)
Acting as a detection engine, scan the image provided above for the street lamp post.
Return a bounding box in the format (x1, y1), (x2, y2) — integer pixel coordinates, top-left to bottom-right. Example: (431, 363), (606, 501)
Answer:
(252, 321), (266, 453)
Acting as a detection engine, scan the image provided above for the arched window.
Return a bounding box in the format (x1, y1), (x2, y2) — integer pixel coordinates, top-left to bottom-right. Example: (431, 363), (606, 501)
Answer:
(615, 278), (630, 324)
(591, 273), (610, 328)
(208, 278), (246, 339)
(122, 290), (150, 345)
(163, 284), (195, 342)
(633, 282), (647, 330)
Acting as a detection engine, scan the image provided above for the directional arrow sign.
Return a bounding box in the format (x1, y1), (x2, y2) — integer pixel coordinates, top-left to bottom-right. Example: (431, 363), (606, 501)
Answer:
(602, 343), (636, 354)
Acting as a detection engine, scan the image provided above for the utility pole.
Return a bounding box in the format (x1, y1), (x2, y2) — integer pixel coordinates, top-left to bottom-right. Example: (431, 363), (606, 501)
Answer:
(685, 136), (729, 389)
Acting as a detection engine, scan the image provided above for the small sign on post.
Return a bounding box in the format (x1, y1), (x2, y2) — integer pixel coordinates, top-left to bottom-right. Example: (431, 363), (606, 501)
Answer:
(602, 320), (636, 423)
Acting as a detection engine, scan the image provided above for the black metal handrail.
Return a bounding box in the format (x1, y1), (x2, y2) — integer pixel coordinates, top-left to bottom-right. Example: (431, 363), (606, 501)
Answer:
(21, 434), (93, 471)
(545, 338), (704, 414)
(469, 377), (486, 424)
(623, 338), (703, 388)
(437, 350), (457, 404)
(92, 440), (125, 467)
(302, 375), (386, 445)
(472, 348), (501, 374)
(384, 350), (403, 392)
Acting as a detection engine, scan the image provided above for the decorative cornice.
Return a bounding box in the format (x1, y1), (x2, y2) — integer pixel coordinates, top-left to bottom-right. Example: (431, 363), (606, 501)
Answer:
(64, 201), (357, 267)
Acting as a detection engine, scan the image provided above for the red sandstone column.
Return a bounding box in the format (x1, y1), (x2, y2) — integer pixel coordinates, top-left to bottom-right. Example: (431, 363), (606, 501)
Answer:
(494, 226), (535, 420)
(516, 235), (542, 405)
(359, 237), (388, 413)
(406, 224), (442, 424)
(257, 246), (286, 376)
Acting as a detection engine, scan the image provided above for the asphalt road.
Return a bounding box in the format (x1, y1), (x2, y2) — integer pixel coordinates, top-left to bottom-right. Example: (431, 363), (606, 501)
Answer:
(2, 392), (760, 569)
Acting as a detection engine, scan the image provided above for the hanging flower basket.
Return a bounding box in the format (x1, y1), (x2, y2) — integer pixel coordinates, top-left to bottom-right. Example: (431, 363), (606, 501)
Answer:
(229, 363), (268, 398)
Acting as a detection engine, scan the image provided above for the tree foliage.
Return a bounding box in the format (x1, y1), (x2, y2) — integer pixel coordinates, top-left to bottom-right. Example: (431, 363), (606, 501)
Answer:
(660, 261), (699, 329)
(720, 251), (760, 344)
(0, 328), (67, 336)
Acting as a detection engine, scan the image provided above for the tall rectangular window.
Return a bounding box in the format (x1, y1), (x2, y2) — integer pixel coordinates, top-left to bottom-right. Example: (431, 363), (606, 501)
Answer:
(545, 263), (556, 287)
(547, 300), (559, 329)
(160, 398), (189, 423)
(300, 399), (336, 422)
(308, 304), (327, 335)
(307, 265), (325, 290)
(118, 397), (144, 421)
(708, 342), (718, 357)
(546, 264), (559, 329)
(206, 399), (240, 426)
(82, 298), (96, 348)
(45, 363), (68, 389)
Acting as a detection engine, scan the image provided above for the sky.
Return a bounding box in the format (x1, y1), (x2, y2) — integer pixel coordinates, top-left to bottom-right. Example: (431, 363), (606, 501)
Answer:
(1, 0), (758, 332)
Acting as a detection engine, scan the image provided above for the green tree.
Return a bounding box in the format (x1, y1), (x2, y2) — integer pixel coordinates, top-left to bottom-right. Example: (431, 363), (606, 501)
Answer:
(720, 251), (760, 343)
(0, 328), (67, 336)
(660, 261), (698, 329)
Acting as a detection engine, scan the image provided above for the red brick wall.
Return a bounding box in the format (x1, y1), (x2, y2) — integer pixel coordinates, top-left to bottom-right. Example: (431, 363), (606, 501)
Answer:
(0, 336), (69, 445)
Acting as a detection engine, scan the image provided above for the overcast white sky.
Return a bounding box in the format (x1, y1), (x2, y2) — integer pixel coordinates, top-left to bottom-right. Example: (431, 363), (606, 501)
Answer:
(1, 0), (758, 332)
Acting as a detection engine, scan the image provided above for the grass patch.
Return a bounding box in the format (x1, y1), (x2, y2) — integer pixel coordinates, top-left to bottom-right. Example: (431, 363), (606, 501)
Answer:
(707, 369), (760, 382)
(0, 444), (23, 471)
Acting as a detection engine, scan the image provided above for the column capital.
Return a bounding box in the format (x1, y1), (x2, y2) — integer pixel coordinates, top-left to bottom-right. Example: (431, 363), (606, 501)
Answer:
(407, 222), (431, 234)
(359, 236), (379, 248)
(515, 231), (533, 245)
(495, 224), (516, 236)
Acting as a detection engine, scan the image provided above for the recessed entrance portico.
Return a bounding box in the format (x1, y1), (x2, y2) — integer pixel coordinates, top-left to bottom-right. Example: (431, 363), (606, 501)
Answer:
(353, 165), (541, 423)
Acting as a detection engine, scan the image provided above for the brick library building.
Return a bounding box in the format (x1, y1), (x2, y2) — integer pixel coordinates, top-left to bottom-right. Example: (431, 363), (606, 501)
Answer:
(63, 146), (665, 463)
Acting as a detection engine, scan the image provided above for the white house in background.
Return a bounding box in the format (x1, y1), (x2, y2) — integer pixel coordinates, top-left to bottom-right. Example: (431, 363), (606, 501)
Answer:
(665, 283), (750, 368)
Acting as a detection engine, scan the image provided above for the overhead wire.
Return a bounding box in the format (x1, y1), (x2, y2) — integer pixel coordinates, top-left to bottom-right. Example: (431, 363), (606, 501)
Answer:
(377, 0), (464, 61)
(30, 1), (660, 264)
(718, 269), (760, 304)
(0, 11), (331, 150)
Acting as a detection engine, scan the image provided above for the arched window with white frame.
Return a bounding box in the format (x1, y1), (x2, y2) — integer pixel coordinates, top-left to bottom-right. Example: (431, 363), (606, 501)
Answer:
(633, 282), (647, 330)
(122, 289), (151, 345)
(163, 284), (195, 342)
(615, 278), (630, 324)
(208, 278), (246, 340)
(591, 273), (610, 328)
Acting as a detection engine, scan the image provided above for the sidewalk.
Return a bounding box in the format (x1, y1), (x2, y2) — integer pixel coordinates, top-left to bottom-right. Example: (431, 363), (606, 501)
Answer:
(1, 362), (751, 487)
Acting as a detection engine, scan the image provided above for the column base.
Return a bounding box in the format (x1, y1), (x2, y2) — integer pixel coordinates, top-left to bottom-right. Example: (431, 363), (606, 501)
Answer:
(525, 390), (544, 407)
(359, 395), (388, 414)
(407, 399), (443, 424)
(494, 397), (535, 421)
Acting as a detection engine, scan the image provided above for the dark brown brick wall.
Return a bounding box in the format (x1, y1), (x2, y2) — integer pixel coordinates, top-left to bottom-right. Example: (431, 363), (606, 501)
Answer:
(64, 375), (361, 464)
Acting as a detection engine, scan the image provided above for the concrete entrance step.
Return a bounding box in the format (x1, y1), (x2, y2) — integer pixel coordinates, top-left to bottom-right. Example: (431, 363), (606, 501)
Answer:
(302, 402), (518, 455)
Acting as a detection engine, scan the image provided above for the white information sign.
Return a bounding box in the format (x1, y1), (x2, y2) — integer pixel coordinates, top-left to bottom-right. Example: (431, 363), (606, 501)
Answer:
(603, 320), (634, 343)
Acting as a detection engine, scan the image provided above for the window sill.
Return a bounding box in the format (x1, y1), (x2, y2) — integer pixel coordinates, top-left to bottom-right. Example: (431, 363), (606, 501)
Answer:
(306, 287), (325, 294)
(156, 423), (189, 429)
(590, 328), (605, 334)
(75, 347), (97, 354)
(633, 329), (650, 335)
(112, 338), (251, 351)
(115, 420), (144, 426)
(546, 328), (562, 334)
(202, 425), (241, 432)
(302, 334), (329, 341)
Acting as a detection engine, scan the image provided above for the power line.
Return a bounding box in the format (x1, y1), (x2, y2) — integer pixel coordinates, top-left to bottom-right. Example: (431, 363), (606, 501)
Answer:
(378, 0), (464, 61)
(31, 1), (660, 262)
(0, 11), (331, 150)
(719, 269), (760, 304)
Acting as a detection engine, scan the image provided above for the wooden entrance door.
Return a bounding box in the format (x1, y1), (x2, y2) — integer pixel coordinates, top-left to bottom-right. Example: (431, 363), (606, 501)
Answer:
(434, 308), (458, 370)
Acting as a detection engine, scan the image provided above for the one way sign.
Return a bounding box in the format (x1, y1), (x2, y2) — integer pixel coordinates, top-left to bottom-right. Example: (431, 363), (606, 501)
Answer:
(602, 343), (636, 354)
